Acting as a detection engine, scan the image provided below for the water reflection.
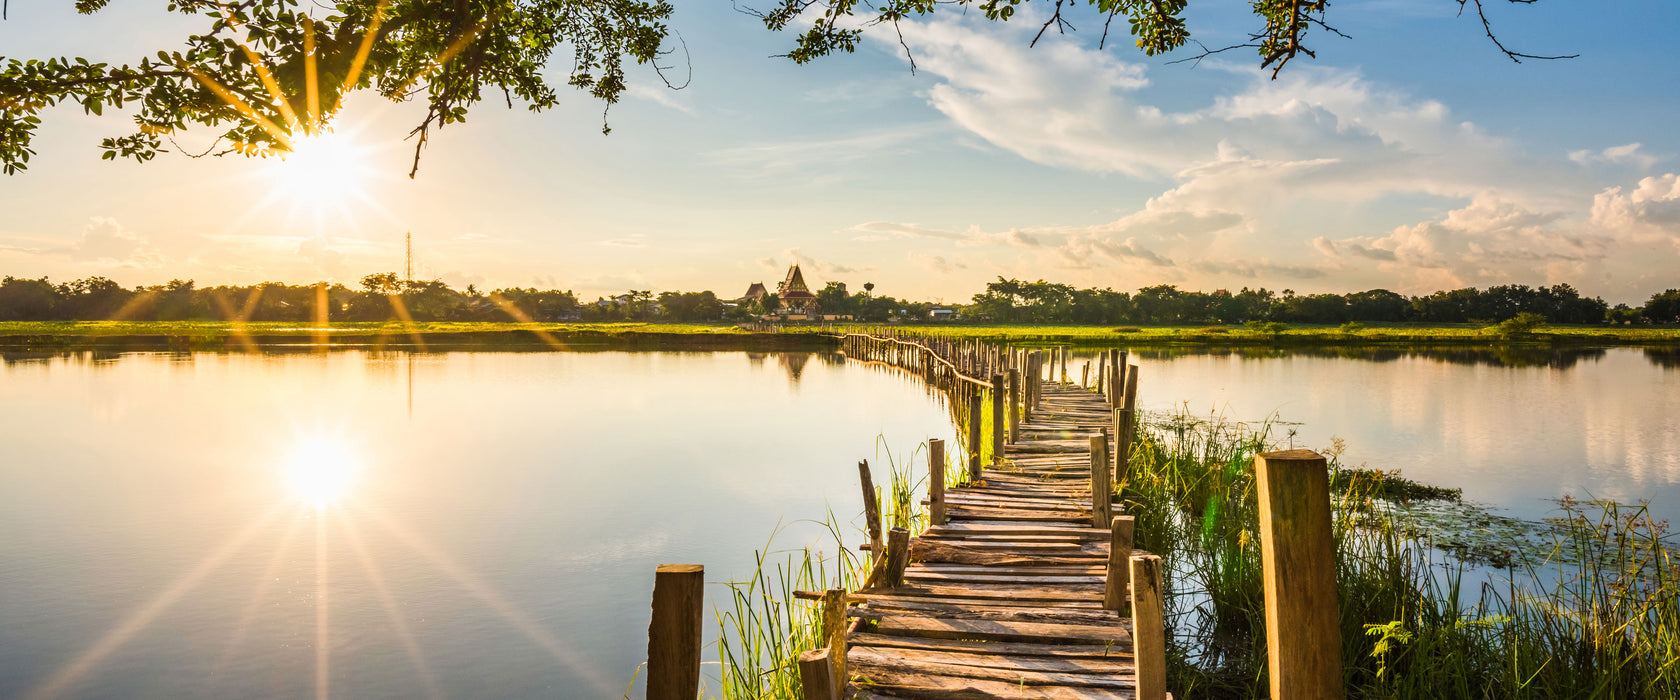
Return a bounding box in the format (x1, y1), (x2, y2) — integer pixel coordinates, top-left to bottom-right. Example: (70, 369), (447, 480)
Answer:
(1127, 344), (1615, 369)
(0, 349), (964, 699)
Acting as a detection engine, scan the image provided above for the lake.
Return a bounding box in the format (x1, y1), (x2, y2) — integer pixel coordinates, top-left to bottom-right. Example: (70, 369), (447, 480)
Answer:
(1, 344), (1675, 698)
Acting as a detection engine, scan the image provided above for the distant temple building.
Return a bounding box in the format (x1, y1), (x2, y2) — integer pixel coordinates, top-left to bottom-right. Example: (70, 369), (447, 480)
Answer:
(777, 264), (820, 318)
(738, 282), (769, 307)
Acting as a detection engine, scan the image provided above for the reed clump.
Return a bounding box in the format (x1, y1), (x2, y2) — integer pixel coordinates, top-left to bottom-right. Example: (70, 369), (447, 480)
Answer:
(1124, 408), (1680, 698)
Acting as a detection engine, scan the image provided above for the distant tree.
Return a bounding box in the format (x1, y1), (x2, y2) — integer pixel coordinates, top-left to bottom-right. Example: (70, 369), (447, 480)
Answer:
(0, 276), (59, 320)
(816, 281), (854, 316)
(1645, 289), (1680, 324)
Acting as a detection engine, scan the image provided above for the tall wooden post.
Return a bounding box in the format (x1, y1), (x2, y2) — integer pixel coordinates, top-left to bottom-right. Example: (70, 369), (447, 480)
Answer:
(1007, 369), (1021, 444)
(990, 373), (1005, 464)
(1114, 408), (1133, 489)
(1096, 351), (1106, 395)
(967, 393), (983, 481)
(1104, 515), (1135, 612)
(647, 564), (704, 700)
(1089, 435), (1111, 529)
(821, 588), (848, 689)
(929, 439), (946, 526)
(1059, 346), (1068, 383)
(858, 460), (882, 554)
(1081, 362), (1089, 389)
(1131, 554), (1166, 700)
(1256, 449), (1343, 700)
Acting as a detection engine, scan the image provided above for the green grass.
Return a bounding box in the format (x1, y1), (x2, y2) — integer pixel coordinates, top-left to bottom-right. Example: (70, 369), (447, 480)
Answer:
(828, 322), (1680, 345)
(0, 320), (752, 337)
(1124, 408), (1680, 698)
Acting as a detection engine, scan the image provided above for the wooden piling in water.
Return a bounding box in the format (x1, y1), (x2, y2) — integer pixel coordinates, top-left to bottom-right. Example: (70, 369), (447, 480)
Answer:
(990, 373), (1004, 464)
(1256, 449), (1343, 700)
(928, 439), (946, 526)
(647, 564), (703, 700)
(858, 460), (882, 553)
(1132, 554), (1166, 700)
(1007, 368), (1020, 444)
(1090, 434), (1111, 529)
(1105, 515), (1135, 612)
(967, 393), (983, 481)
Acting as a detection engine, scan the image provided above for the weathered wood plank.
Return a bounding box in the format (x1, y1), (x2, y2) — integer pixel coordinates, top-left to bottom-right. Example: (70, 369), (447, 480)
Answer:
(873, 615), (1127, 644)
(848, 632), (1133, 660)
(849, 666), (1138, 699)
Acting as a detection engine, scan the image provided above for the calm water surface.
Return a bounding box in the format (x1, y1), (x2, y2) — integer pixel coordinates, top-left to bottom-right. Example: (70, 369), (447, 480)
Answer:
(1, 346), (1676, 698)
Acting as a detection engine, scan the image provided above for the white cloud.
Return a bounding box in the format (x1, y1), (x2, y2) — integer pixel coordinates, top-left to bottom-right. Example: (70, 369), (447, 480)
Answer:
(1569, 143), (1660, 171)
(1590, 173), (1680, 248)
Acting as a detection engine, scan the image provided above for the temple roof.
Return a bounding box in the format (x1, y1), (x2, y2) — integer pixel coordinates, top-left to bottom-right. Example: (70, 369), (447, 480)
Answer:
(780, 264), (816, 299)
(740, 282), (768, 301)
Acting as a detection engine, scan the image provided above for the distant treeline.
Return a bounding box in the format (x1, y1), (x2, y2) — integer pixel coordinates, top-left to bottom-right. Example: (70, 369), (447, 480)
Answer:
(0, 273), (926, 323)
(2, 273), (1677, 325)
(965, 279), (1680, 325)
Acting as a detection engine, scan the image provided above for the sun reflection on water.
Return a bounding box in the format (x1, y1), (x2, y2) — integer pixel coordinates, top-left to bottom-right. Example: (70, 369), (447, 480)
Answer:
(285, 436), (359, 507)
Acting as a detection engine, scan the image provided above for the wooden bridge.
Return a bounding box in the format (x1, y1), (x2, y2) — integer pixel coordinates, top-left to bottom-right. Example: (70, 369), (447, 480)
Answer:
(796, 333), (1167, 700)
(644, 330), (1344, 700)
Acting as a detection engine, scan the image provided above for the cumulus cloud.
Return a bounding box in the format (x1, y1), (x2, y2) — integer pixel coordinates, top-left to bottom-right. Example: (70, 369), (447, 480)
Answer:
(1318, 194), (1613, 290)
(1590, 174), (1680, 247)
(295, 236), (345, 274)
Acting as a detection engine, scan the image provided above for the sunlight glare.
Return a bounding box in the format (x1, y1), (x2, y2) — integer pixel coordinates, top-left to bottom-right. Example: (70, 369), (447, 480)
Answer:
(285, 436), (359, 507)
(267, 130), (372, 206)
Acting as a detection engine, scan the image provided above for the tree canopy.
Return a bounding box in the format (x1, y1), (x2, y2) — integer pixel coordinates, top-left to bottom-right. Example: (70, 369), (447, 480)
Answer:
(1, 0), (676, 175)
(2, 0), (1567, 176)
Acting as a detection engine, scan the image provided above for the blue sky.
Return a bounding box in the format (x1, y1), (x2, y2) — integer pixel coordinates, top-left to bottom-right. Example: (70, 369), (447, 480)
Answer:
(2, 0), (1677, 305)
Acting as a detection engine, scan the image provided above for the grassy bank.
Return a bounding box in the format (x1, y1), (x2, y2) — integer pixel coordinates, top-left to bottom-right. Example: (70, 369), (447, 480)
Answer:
(0, 321), (841, 351)
(831, 322), (1680, 346)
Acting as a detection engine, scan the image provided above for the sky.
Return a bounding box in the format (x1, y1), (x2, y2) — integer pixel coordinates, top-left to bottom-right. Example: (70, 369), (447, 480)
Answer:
(2, 0), (1678, 305)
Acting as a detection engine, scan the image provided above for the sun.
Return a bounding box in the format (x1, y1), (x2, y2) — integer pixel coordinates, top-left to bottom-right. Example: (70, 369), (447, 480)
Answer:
(267, 129), (373, 205)
(284, 435), (360, 507)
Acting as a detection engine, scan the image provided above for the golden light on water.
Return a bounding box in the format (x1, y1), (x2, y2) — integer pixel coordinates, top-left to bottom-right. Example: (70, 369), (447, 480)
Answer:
(285, 436), (359, 507)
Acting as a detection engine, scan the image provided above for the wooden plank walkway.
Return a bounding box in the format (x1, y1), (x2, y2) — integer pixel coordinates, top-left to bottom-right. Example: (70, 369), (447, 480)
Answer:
(843, 381), (1160, 700)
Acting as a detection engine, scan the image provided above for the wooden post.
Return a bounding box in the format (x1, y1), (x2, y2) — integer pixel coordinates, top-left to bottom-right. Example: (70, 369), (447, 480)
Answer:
(1096, 351), (1106, 395)
(880, 527), (907, 587)
(1114, 408), (1133, 490)
(858, 460), (882, 554)
(990, 373), (1005, 464)
(1081, 361), (1089, 389)
(1059, 346), (1068, 383)
(1123, 364), (1139, 415)
(1131, 554), (1166, 700)
(929, 439), (946, 526)
(798, 648), (836, 700)
(821, 588), (848, 689)
(647, 564), (704, 700)
(1104, 515), (1135, 612)
(1089, 434), (1111, 529)
(1256, 449), (1343, 700)
(1007, 369), (1021, 444)
(967, 393), (983, 481)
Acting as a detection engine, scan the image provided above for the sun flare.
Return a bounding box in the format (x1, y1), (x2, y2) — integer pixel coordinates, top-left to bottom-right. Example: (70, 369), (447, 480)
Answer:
(285, 436), (359, 507)
(268, 130), (372, 205)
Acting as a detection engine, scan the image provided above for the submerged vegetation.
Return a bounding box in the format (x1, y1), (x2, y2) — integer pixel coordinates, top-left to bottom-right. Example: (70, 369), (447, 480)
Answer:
(714, 405), (1679, 699)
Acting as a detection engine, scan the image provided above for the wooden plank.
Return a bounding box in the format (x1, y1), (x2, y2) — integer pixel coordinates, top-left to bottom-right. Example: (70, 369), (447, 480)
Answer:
(856, 592), (1104, 610)
(848, 633), (1132, 660)
(865, 582), (1102, 603)
(849, 645), (1134, 676)
(850, 647), (1138, 689)
(924, 523), (1107, 538)
(849, 667), (1137, 700)
(873, 615), (1126, 644)
(904, 571), (1107, 586)
(853, 597), (1124, 624)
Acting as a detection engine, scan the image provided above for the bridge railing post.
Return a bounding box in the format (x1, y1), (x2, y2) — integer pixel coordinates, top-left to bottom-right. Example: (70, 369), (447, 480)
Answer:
(1131, 554), (1166, 700)
(647, 564), (703, 700)
(1256, 449), (1344, 700)
(1104, 515), (1134, 612)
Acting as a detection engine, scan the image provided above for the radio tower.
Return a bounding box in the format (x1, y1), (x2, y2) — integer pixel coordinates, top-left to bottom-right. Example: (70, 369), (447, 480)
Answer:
(404, 232), (413, 283)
